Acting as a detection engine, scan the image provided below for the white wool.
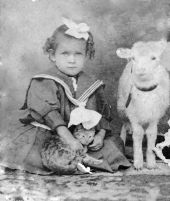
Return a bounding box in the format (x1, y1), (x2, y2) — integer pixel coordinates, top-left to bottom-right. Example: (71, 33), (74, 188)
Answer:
(125, 66), (169, 125)
(118, 63), (169, 126)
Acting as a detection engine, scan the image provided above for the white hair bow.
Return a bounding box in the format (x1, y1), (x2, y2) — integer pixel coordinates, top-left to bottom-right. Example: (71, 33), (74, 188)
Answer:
(63, 18), (90, 41)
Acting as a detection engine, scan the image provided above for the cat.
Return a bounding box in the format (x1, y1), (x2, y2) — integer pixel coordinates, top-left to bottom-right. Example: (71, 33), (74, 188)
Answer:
(41, 124), (103, 174)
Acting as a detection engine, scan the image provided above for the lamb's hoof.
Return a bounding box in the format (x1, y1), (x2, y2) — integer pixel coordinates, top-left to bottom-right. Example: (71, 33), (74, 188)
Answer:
(146, 162), (157, 170)
(134, 161), (143, 170)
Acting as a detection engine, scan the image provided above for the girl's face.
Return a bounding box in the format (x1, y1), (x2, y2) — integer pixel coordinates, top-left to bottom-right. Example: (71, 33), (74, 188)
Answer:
(52, 36), (86, 76)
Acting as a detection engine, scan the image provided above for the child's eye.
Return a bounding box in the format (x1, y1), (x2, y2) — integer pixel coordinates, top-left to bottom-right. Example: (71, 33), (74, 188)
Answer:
(75, 52), (83, 55)
(62, 52), (69, 56)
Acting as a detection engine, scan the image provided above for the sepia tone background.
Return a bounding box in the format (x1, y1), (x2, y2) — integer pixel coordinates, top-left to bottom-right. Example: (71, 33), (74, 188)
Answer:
(1, 0), (170, 133)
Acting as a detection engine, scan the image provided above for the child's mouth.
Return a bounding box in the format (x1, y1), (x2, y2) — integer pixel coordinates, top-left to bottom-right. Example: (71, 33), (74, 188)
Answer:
(68, 66), (77, 69)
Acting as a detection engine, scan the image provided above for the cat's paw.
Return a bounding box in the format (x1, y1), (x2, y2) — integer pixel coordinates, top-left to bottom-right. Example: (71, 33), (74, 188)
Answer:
(77, 163), (92, 174)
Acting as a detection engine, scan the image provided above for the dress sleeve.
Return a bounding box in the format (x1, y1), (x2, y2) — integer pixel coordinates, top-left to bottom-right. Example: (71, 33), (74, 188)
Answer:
(95, 86), (112, 132)
(27, 78), (66, 130)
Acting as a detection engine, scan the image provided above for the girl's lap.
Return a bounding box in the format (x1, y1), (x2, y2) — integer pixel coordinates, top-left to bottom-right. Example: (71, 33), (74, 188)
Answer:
(0, 122), (131, 174)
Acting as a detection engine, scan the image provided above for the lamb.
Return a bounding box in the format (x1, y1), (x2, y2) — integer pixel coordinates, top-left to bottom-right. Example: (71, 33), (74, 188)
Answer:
(116, 39), (169, 170)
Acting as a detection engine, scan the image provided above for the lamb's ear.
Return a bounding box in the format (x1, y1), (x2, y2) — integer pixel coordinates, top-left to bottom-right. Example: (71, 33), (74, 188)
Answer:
(116, 48), (132, 59)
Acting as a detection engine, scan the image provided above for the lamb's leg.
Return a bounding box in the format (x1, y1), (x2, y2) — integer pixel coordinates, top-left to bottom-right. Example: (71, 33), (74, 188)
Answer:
(132, 123), (144, 170)
(120, 122), (132, 145)
(120, 124), (127, 145)
(146, 123), (157, 169)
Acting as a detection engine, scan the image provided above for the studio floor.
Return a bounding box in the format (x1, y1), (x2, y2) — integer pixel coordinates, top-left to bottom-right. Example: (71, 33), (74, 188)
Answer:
(0, 162), (170, 201)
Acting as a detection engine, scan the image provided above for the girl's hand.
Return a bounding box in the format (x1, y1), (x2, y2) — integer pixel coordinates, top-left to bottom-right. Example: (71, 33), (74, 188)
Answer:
(88, 129), (106, 151)
(69, 139), (84, 153)
(56, 126), (84, 152)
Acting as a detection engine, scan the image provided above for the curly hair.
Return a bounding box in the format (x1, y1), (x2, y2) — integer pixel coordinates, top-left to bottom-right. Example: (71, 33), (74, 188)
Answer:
(43, 24), (95, 60)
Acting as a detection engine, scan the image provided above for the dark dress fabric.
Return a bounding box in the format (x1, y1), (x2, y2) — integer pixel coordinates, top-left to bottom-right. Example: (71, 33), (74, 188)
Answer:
(0, 67), (131, 174)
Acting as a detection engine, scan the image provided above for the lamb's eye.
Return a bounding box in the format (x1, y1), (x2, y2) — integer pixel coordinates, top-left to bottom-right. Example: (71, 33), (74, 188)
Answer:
(151, 56), (156, 60)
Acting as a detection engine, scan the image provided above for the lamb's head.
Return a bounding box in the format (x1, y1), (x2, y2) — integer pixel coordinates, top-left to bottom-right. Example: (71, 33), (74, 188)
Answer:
(116, 39), (167, 88)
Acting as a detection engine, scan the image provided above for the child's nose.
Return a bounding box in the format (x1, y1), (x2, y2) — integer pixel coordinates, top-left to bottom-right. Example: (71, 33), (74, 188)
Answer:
(68, 54), (76, 63)
(136, 67), (146, 74)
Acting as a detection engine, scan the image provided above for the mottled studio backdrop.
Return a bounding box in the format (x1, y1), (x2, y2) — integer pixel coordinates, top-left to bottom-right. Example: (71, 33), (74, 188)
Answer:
(1, 0), (170, 132)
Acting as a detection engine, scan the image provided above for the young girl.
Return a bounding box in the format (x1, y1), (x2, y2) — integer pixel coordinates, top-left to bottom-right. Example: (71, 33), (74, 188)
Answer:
(0, 18), (130, 174)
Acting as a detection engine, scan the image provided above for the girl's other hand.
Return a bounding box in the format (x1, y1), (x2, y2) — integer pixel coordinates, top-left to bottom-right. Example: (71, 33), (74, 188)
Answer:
(88, 129), (105, 151)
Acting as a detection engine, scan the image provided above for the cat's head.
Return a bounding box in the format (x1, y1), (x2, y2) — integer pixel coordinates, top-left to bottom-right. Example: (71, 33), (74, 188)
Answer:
(73, 125), (95, 146)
